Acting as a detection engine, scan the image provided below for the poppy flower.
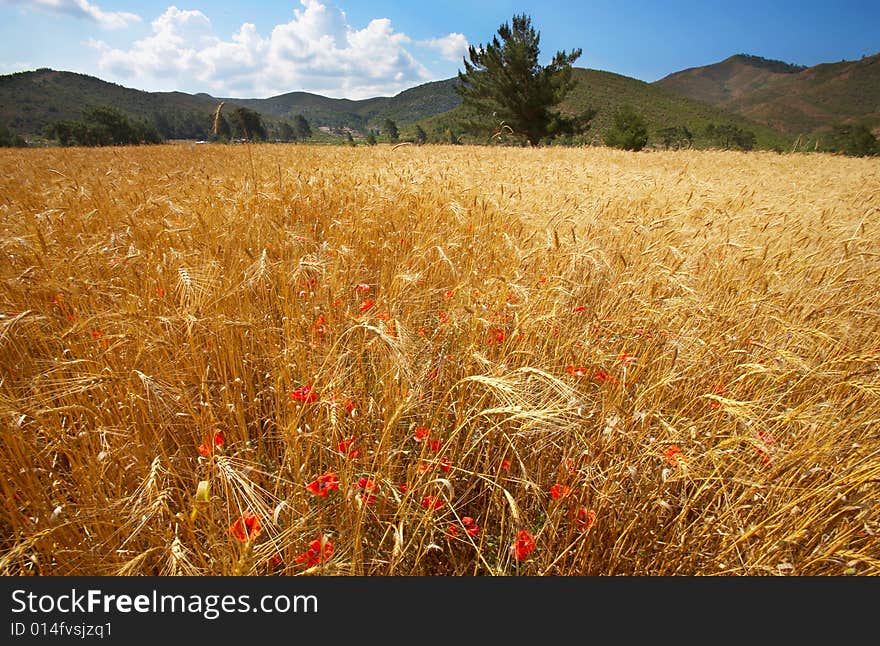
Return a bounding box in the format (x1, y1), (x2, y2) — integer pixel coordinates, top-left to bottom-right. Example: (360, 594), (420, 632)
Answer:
(566, 365), (588, 377)
(413, 427), (430, 442)
(91, 330), (103, 339)
(355, 284), (371, 294)
(291, 385), (317, 403)
(338, 437), (359, 459)
(593, 370), (619, 385)
(438, 310), (450, 324)
(487, 328), (506, 344)
(359, 299), (374, 313)
(266, 553), (283, 567)
(446, 523), (460, 538)
(443, 289), (455, 300)
(573, 507), (597, 531)
(617, 352), (635, 364)
(462, 516), (480, 536)
(510, 530), (536, 561)
(664, 445), (684, 466)
(421, 496), (444, 510)
(306, 470), (340, 497)
(343, 399), (356, 415)
(428, 438), (443, 453)
(500, 459), (511, 471)
(295, 536), (333, 567)
(438, 457), (452, 473)
(417, 461), (432, 475)
(197, 431), (225, 456)
(357, 477), (380, 493)
(572, 305), (586, 312)
(229, 513), (261, 542)
(550, 484), (572, 499)
(157, 286), (166, 297)
(398, 483), (409, 494)
(708, 383), (727, 408)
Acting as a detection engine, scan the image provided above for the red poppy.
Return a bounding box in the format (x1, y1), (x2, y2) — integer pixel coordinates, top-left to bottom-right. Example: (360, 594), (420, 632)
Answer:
(413, 427), (430, 442)
(359, 299), (374, 313)
(343, 399), (356, 415)
(709, 382), (727, 408)
(357, 477), (380, 493)
(573, 507), (597, 531)
(487, 328), (506, 344)
(295, 536), (333, 567)
(572, 305), (586, 312)
(500, 459), (511, 471)
(355, 284), (371, 294)
(438, 310), (450, 324)
(428, 438), (443, 453)
(421, 496), (443, 510)
(617, 352), (635, 364)
(566, 365), (588, 377)
(510, 530), (536, 561)
(338, 437), (359, 459)
(306, 471), (340, 496)
(439, 457), (452, 473)
(593, 370), (619, 385)
(417, 461), (432, 475)
(550, 484), (572, 499)
(377, 310), (392, 321)
(447, 523), (460, 538)
(398, 483), (409, 494)
(664, 445), (683, 466)
(462, 516), (479, 536)
(443, 289), (455, 300)
(266, 553), (283, 567)
(91, 329), (103, 339)
(758, 430), (775, 445)
(157, 286), (166, 297)
(229, 513), (261, 542)
(197, 431), (224, 456)
(291, 385), (317, 403)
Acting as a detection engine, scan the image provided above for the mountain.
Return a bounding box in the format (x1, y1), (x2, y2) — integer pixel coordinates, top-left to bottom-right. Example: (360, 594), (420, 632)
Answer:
(655, 53), (880, 135)
(0, 68), (241, 138)
(228, 78), (461, 131)
(0, 65), (800, 149)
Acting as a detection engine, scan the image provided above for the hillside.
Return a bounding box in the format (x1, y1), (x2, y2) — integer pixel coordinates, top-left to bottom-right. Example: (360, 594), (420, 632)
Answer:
(0, 69), (246, 139)
(231, 78), (461, 132)
(420, 67), (789, 149)
(655, 53), (880, 135)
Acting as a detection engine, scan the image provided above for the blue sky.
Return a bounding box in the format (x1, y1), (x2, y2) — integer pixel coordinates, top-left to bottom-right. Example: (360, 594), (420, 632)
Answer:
(1, 1), (877, 99)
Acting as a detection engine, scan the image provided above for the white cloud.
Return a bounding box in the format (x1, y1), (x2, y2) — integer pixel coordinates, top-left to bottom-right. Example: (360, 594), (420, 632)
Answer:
(89, 1), (445, 99)
(419, 33), (469, 62)
(2, 0), (140, 30)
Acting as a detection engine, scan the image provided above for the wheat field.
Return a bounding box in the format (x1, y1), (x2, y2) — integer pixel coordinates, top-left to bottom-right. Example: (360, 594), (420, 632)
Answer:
(0, 144), (877, 576)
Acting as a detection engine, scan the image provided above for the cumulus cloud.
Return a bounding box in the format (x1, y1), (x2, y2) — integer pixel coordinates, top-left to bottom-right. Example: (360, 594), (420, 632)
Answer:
(89, 1), (447, 99)
(2, 0), (140, 30)
(419, 33), (469, 62)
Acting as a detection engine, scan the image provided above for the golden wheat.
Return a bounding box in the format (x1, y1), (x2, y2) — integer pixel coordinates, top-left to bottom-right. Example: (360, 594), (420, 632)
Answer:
(0, 144), (877, 575)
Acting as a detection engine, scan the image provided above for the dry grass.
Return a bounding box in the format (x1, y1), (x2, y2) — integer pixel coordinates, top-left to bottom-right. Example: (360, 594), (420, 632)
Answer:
(0, 143), (877, 576)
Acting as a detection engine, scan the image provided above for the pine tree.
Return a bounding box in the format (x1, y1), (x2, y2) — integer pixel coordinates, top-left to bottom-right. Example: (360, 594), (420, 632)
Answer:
(456, 14), (593, 146)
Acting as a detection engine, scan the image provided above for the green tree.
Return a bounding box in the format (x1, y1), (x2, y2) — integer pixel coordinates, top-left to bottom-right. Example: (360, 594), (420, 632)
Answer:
(230, 107), (267, 141)
(830, 123), (878, 157)
(279, 121), (295, 142)
(415, 124), (428, 145)
(366, 131), (377, 146)
(604, 105), (648, 151)
(383, 118), (399, 143)
(456, 14), (592, 146)
(293, 115), (312, 140)
(705, 123), (756, 151)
